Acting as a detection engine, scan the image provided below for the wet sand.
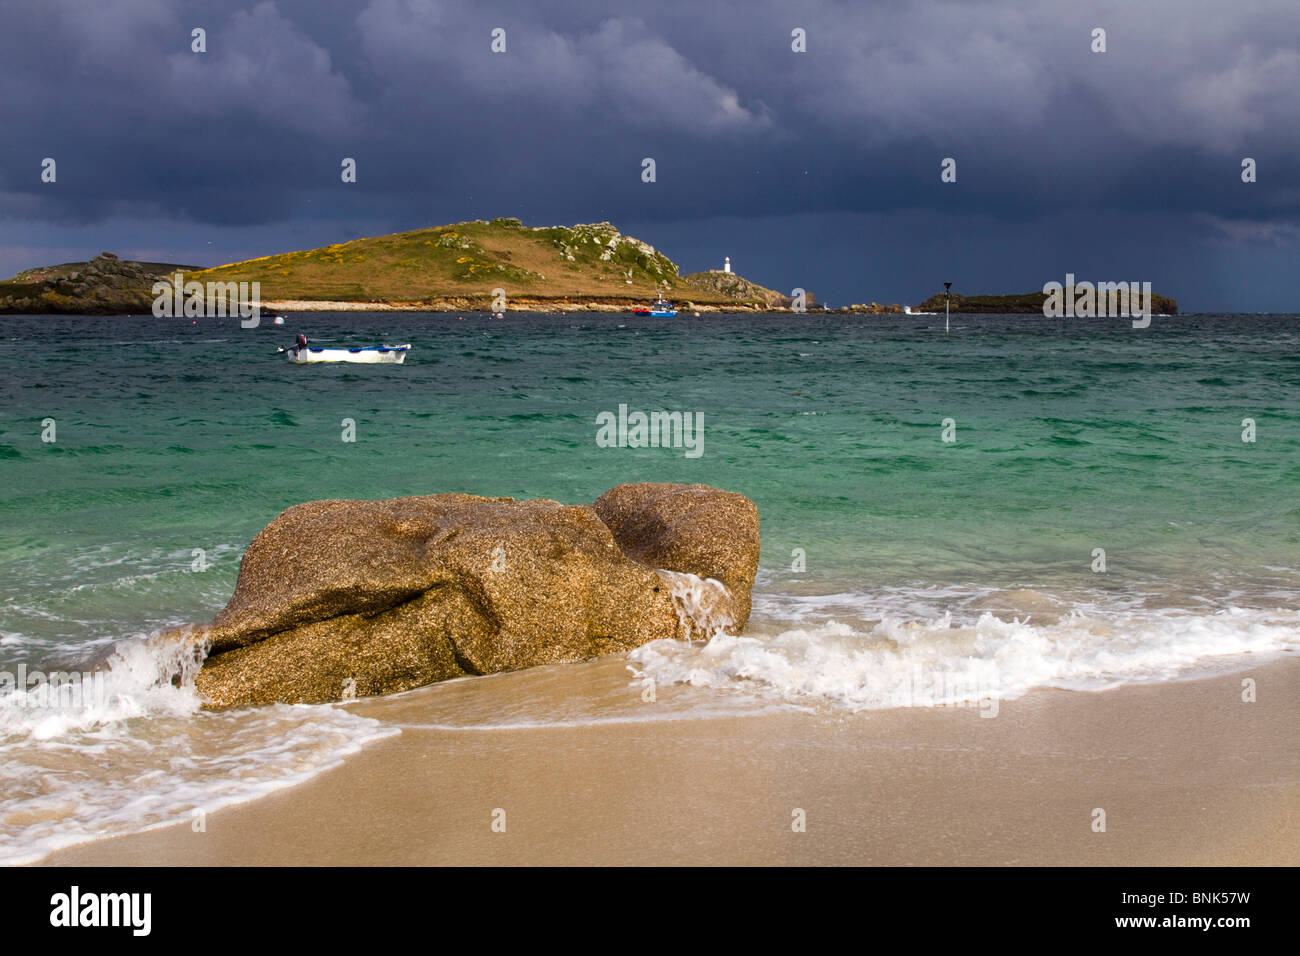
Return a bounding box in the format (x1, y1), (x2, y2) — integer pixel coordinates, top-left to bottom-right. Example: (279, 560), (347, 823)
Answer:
(40, 656), (1299, 866)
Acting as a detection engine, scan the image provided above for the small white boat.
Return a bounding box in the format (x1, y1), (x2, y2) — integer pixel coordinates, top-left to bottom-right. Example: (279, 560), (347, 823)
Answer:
(903, 306), (938, 316)
(284, 344), (410, 364)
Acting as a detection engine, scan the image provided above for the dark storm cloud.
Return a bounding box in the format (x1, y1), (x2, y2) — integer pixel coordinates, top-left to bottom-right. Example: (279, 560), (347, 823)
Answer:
(0, 0), (1296, 309)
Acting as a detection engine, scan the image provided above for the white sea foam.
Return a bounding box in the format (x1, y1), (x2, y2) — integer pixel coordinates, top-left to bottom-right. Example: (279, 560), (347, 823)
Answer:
(629, 590), (1300, 712)
(656, 569), (735, 641)
(0, 634), (397, 866)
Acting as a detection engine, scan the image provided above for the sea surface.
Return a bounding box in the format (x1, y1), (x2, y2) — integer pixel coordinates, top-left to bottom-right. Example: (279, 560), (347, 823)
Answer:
(1, 310), (1297, 862)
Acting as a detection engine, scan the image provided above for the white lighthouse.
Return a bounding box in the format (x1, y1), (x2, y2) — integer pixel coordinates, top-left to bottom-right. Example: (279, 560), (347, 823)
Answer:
(723, 256), (731, 274)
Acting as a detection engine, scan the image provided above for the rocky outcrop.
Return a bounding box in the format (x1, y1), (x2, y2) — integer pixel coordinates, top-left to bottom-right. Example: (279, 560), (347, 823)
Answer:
(680, 270), (790, 309)
(844, 302), (903, 314)
(0, 253), (197, 315)
(191, 484), (760, 707)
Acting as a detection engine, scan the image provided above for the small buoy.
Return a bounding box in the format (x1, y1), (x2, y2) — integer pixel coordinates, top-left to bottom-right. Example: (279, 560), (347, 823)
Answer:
(191, 320), (196, 324)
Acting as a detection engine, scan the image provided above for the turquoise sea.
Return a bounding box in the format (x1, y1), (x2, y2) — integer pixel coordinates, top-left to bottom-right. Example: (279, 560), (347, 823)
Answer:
(1, 310), (1298, 861)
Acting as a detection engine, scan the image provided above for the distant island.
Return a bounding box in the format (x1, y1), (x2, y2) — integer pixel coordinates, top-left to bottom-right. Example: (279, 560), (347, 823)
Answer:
(916, 289), (1178, 315)
(0, 220), (792, 315)
(0, 218), (1176, 315)
(0, 254), (201, 315)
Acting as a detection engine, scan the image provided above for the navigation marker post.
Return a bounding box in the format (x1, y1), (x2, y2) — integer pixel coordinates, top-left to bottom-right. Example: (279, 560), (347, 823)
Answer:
(944, 281), (952, 336)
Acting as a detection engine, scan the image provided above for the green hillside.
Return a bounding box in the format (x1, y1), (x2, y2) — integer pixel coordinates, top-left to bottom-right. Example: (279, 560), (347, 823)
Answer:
(192, 218), (752, 308)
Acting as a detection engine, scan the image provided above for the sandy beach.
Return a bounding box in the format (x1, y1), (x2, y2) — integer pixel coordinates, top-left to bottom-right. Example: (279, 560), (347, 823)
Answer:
(40, 655), (1298, 867)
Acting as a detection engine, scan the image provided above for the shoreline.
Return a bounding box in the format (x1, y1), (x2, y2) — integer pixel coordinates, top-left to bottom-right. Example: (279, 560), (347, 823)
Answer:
(252, 299), (902, 315)
(258, 298), (771, 314)
(3, 302), (1223, 316)
(37, 655), (1299, 867)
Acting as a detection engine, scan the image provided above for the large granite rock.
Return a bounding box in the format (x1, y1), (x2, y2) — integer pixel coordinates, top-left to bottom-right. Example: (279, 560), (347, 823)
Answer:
(192, 484), (759, 707)
(593, 482), (759, 630)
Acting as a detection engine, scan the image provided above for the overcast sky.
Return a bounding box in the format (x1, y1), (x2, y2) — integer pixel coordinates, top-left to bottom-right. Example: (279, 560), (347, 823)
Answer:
(1, 0), (1296, 310)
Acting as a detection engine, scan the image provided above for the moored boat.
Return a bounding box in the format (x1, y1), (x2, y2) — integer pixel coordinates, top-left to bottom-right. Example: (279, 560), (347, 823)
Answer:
(283, 343), (410, 364)
(648, 296), (677, 317)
